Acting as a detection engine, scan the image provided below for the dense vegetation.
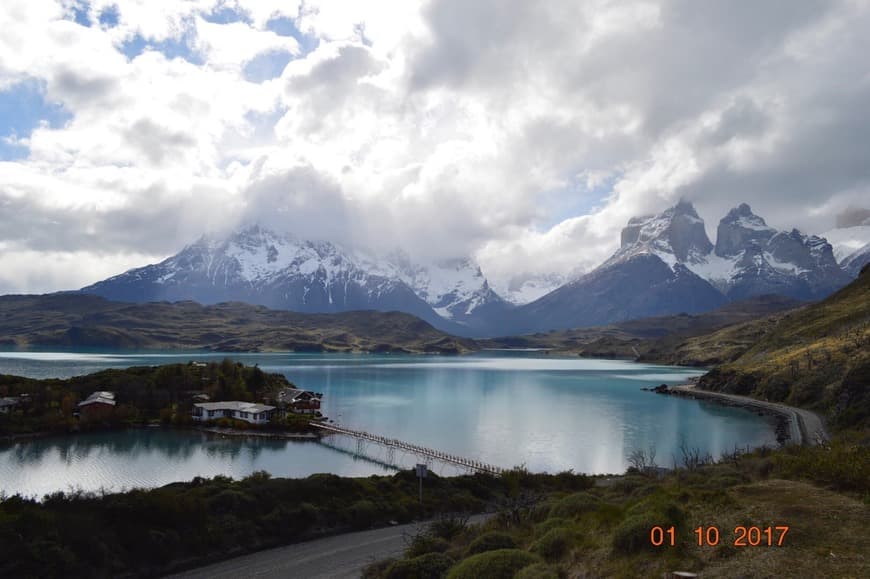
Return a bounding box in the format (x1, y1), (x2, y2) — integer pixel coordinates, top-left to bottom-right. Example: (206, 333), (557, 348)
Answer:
(698, 266), (870, 429)
(364, 439), (869, 579)
(0, 469), (588, 578)
(0, 360), (293, 436)
(0, 294), (474, 354)
(1, 437), (864, 578)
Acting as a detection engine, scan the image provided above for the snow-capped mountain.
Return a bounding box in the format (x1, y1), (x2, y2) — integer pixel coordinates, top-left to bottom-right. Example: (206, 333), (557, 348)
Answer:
(511, 201), (854, 333)
(492, 272), (568, 305)
(603, 201), (848, 301)
(513, 202), (726, 332)
(820, 219), (870, 278)
(692, 204), (849, 300)
(820, 223), (870, 263)
(81, 226), (508, 336)
(385, 252), (512, 332)
(842, 242), (870, 277)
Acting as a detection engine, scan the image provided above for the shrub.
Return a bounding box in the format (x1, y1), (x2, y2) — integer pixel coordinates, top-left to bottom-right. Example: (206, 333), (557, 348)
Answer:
(534, 517), (570, 538)
(348, 499), (377, 529)
(549, 491), (601, 519)
(385, 553), (454, 579)
(407, 535), (450, 558)
(516, 562), (560, 579)
(465, 532), (517, 556)
(428, 514), (469, 540)
(530, 526), (573, 559)
(773, 440), (870, 493)
(612, 513), (660, 554)
(446, 549), (540, 579)
(362, 557), (396, 579)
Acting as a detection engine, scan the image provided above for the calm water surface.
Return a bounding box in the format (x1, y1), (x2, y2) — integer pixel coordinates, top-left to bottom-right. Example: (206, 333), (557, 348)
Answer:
(0, 351), (779, 497)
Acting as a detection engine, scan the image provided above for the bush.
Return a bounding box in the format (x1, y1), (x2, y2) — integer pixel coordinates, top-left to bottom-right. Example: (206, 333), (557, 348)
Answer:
(446, 549), (540, 579)
(549, 491), (601, 519)
(385, 553), (454, 579)
(348, 499), (377, 529)
(516, 563), (560, 579)
(773, 440), (870, 493)
(530, 526), (573, 559)
(362, 558), (396, 579)
(407, 535), (450, 558)
(428, 514), (469, 540)
(612, 513), (660, 554)
(465, 532), (517, 556)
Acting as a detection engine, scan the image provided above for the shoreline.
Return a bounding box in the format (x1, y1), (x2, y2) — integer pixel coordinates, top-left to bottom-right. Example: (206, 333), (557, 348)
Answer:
(195, 426), (321, 440)
(1, 424), (324, 446)
(664, 383), (829, 446)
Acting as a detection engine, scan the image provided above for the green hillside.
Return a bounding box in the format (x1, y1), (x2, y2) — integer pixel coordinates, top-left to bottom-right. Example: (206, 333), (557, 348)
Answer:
(0, 294), (474, 354)
(698, 266), (870, 429)
(482, 295), (799, 363)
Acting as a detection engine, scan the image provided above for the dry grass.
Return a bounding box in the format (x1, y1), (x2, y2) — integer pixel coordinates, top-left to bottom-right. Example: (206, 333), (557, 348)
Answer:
(694, 480), (868, 578)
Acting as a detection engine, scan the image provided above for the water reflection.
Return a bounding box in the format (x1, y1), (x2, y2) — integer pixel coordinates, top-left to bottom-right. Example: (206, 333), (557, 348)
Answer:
(0, 351), (780, 496)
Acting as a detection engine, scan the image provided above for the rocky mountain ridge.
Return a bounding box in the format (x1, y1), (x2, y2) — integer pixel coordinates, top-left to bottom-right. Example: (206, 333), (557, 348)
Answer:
(80, 203), (864, 337)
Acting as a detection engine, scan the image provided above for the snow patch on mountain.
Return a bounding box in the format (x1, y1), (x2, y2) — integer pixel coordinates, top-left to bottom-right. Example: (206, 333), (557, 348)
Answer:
(492, 273), (567, 305)
(820, 225), (870, 263)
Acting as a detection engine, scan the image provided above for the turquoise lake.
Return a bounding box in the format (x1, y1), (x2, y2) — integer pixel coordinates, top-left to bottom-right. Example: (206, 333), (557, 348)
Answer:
(0, 351), (779, 497)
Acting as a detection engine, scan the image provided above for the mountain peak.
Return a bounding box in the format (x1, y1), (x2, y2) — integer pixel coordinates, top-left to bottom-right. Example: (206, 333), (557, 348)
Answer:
(616, 201), (712, 264)
(715, 204), (775, 257)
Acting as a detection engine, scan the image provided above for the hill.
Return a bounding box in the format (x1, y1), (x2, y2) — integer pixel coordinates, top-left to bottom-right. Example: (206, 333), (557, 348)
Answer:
(482, 295), (799, 362)
(0, 294), (475, 354)
(697, 265), (870, 429)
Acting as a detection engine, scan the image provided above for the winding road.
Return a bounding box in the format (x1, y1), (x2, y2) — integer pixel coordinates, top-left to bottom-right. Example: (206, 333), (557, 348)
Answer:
(670, 384), (829, 445)
(165, 515), (490, 579)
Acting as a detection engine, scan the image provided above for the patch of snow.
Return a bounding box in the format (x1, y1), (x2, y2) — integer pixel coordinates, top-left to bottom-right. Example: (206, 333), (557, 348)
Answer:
(685, 252), (741, 285)
(819, 225), (870, 262)
(762, 252), (809, 276)
(494, 273), (566, 305)
(734, 215), (775, 232)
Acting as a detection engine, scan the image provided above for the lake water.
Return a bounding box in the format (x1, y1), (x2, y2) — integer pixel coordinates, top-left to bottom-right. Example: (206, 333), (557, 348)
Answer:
(0, 351), (779, 497)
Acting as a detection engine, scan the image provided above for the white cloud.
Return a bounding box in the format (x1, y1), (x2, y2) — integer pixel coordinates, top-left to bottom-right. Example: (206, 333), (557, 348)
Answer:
(1, 0), (869, 295)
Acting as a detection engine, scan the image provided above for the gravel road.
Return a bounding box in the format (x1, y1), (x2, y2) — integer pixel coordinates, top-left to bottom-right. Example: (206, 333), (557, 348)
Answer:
(165, 515), (490, 579)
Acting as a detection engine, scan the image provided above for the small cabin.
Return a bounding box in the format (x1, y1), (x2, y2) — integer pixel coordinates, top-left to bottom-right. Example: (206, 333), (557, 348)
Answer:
(77, 391), (116, 421)
(277, 388), (323, 414)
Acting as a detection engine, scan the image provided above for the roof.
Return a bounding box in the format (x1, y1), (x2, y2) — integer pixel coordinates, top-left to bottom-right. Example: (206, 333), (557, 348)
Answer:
(278, 388), (322, 403)
(78, 391), (116, 407)
(194, 401), (276, 413)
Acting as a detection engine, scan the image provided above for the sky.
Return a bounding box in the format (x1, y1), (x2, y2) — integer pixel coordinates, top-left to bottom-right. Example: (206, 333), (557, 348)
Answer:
(1, 0), (869, 295)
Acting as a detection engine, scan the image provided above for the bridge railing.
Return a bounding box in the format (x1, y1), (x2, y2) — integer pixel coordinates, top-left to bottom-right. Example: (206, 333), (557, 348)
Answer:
(312, 422), (504, 475)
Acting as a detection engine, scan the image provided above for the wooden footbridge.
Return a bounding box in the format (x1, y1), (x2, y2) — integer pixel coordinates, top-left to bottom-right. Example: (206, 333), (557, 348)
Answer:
(312, 422), (504, 476)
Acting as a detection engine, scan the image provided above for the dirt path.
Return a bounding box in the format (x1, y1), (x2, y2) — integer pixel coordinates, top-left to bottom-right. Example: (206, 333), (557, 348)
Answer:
(670, 384), (829, 445)
(165, 514), (490, 579)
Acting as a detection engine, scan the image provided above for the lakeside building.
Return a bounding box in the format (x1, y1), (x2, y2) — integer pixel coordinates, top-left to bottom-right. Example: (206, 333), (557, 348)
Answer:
(0, 397), (19, 414)
(277, 388), (323, 414)
(192, 401), (276, 424)
(77, 391), (117, 421)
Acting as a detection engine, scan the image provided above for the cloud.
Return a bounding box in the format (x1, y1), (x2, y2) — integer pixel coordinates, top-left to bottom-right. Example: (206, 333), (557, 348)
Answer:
(0, 0), (869, 295)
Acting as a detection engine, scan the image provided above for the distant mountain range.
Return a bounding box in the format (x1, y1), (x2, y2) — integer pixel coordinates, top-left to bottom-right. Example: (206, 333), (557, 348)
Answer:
(80, 202), (867, 337)
(81, 226), (512, 337)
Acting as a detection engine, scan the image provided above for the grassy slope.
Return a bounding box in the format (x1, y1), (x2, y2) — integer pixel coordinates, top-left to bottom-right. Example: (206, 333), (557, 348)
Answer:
(0, 294), (475, 354)
(698, 267), (870, 429)
(365, 440), (868, 579)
